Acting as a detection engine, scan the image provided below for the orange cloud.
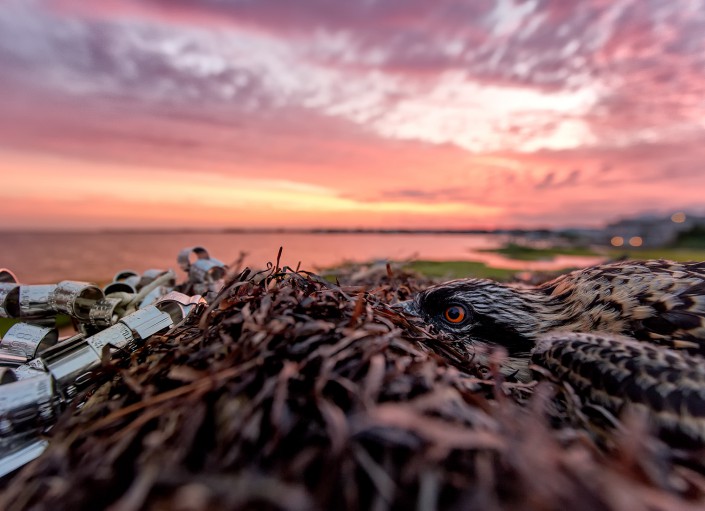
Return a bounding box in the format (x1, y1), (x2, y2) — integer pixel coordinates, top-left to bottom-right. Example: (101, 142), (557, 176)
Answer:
(1, 1), (705, 230)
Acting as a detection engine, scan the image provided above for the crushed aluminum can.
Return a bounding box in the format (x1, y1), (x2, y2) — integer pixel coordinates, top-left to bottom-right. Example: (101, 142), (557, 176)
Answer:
(0, 283), (20, 318)
(0, 349), (28, 367)
(50, 281), (104, 322)
(190, 259), (226, 291)
(88, 297), (123, 328)
(0, 366), (18, 384)
(177, 246), (226, 297)
(17, 284), (56, 319)
(12, 363), (47, 381)
(0, 372), (58, 438)
(13, 358), (48, 380)
(41, 306), (174, 398)
(0, 268), (18, 284)
(0, 372), (54, 414)
(139, 269), (175, 290)
(85, 322), (134, 355)
(137, 285), (171, 309)
(103, 270), (140, 295)
(0, 439), (48, 479)
(12, 281), (103, 322)
(177, 246), (211, 272)
(1, 323), (58, 359)
(119, 305), (174, 340)
(39, 334), (98, 399)
(155, 291), (206, 324)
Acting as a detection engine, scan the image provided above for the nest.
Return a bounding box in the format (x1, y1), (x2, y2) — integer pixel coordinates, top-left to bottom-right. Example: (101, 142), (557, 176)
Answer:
(2, 261), (705, 510)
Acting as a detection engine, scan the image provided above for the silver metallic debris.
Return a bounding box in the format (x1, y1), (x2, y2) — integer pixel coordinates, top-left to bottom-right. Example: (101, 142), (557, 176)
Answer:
(0, 373), (54, 414)
(119, 305), (174, 340)
(12, 362), (47, 381)
(0, 439), (49, 478)
(156, 291), (206, 323)
(1, 323), (58, 358)
(0, 367), (17, 384)
(0, 372), (58, 438)
(43, 305), (174, 398)
(103, 270), (140, 295)
(0, 246), (226, 476)
(0, 348), (28, 367)
(178, 246), (227, 297)
(40, 334), (100, 399)
(138, 285), (170, 309)
(0, 268), (18, 284)
(11, 281), (104, 321)
(18, 284), (57, 319)
(177, 246), (211, 272)
(0, 283), (20, 318)
(139, 269), (175, 290)
(50, 281), (105, 321)
(88, 297), (123, 327)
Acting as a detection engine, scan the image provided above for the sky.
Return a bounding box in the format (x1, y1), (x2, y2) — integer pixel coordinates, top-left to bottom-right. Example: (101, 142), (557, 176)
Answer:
(1, 0), (704, 230)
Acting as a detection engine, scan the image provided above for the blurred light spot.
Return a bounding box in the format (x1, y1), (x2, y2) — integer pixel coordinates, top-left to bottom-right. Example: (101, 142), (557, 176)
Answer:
(671, 212), (686, 223)
(611, 236), (624, 247)
(629, 236), (643, 247)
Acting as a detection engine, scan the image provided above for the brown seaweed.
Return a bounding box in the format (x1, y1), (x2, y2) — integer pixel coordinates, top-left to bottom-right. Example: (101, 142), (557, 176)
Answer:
(2, 260), (704, 510)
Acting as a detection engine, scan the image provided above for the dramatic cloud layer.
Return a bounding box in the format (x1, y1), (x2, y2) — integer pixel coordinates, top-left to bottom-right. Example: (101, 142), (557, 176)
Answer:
(1, 0), (704, 229)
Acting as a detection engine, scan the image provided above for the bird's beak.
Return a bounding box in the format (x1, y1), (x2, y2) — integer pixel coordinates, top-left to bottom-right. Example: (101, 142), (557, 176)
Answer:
(392, 300), (419, 316)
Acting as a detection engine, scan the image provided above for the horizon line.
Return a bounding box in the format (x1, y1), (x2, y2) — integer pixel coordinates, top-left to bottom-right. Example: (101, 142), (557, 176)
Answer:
(0, 226), (604, 235)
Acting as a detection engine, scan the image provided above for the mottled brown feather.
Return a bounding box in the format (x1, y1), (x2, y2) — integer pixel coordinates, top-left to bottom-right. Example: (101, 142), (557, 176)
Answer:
(533, 332), (705, 446)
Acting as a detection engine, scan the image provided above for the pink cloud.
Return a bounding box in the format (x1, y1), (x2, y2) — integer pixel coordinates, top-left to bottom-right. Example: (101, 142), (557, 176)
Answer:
(1, 0), (704, 229)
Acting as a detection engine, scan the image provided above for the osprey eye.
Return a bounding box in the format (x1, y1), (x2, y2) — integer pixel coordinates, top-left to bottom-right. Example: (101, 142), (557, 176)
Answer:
(443, 305), (467, 324)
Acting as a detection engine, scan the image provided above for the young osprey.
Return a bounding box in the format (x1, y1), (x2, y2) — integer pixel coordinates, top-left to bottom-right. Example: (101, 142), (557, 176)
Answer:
(401, 259), (705, 358)
(398, 259), (705, 445)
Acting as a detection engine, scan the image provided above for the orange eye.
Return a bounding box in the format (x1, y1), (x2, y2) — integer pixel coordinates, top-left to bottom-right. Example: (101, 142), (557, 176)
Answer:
(443, 305), (466, 324)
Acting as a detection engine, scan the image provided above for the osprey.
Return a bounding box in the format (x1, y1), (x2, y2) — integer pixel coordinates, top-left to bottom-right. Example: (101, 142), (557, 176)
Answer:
(398, 259), (705, 446)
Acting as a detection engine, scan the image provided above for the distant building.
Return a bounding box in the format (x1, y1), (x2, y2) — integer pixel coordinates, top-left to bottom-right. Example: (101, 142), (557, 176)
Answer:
(604, 213), (705, 247)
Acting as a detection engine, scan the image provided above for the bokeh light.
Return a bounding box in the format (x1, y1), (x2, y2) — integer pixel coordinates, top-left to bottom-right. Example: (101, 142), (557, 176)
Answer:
(671, 212), (687, 223)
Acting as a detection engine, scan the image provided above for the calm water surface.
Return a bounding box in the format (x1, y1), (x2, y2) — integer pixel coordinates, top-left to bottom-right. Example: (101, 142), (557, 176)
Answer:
(0, 232), (604, 284)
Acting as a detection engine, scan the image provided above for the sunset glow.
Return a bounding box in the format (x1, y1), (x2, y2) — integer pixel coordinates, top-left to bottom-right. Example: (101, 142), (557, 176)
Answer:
(1, 0), (704, 230)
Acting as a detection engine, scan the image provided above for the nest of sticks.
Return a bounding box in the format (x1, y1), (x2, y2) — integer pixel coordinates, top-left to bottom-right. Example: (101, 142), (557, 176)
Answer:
(2, 259), (705, 511)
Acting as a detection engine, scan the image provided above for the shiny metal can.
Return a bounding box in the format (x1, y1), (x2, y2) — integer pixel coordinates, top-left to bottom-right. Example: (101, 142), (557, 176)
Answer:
(0, 439), (49, 478)
(104, 270), (140, 295)
(155, 291), (206, 323)
(0, 366), (18, 384)
(177, 246), (211, 272)
(88, 297), (123, 327)
(86, 322), (134, 354)
(18, 284), (57, 319)
(0, 349), (28, 367)
(120, 305), (174, 340)
(51, 281), (104, 322)
(1, 323), (58, 358)
(0, 268), (18, 284)
(139, 269), (175, 289)
(0, 283), (20, 318)
(0, 372), (57, 436)
(41, 335), (101, 398)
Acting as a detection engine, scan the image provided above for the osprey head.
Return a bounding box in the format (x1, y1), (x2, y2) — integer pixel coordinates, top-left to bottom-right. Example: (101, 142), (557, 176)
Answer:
(397, 278), (552, 358)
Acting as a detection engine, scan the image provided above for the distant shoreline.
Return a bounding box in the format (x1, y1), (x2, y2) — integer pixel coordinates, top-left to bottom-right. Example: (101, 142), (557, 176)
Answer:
(0, 228), (575, 236)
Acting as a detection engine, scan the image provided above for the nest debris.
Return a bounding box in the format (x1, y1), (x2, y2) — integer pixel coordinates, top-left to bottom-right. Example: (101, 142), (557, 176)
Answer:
(2, 261), (705, 511)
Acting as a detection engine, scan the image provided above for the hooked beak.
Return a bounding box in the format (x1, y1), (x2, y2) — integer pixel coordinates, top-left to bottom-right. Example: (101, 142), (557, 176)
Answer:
(392, 299), (419, 316)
